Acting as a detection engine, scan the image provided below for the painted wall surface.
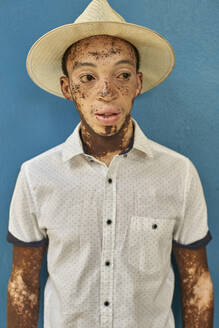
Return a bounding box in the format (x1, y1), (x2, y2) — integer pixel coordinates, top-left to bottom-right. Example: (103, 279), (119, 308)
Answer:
(1, 0), (218, 327)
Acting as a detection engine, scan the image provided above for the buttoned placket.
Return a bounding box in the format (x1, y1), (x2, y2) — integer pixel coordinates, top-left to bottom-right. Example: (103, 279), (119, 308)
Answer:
(89, 153), (126, 328)
(82, 151), (129, 327)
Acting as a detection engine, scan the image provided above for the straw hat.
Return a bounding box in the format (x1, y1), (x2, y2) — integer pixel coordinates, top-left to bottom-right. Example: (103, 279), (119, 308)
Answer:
(26, 0), (175, 98)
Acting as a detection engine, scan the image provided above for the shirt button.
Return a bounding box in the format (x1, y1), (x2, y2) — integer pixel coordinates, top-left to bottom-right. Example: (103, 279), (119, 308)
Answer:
(105, 261), (110, 266)
(107, 219), (112, 225)
(152, 224), (158, 229)
(104, 301), (110, 306)
(108, 178), (112, 183)
(90, 159), (94, 162)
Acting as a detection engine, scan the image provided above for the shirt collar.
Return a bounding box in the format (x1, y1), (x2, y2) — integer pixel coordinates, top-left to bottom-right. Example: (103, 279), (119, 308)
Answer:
(62, 117), (154, 162)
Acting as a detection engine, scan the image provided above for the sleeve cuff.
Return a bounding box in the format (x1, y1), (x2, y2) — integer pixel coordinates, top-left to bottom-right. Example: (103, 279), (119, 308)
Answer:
(7, 231), (48, 247)
(172, 230), (212, 249)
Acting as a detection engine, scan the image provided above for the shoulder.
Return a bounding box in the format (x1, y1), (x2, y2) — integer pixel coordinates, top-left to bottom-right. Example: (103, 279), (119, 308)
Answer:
(145, 137), (204, 187)
(20, 142), (64, 177)
(150, 138), (187, 161)
(148, 138), (191, 172)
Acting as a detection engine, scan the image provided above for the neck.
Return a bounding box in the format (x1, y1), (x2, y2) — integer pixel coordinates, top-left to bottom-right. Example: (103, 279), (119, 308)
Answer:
(80, 115), (134, 159)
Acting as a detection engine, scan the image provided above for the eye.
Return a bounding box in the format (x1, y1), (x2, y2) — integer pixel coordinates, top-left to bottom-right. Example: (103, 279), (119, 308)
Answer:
(80, 74), (95, 83)
(118, 72), (131, 80)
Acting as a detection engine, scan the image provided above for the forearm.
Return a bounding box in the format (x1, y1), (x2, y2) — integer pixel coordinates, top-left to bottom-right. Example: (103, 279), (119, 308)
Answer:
(180, 272), (214, 328)
(7, 244), (46, 328)
(7, 273), (40, 328)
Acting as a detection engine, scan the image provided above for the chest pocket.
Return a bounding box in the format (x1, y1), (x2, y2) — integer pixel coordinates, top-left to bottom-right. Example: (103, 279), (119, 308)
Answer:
(127, 216), (175, 274)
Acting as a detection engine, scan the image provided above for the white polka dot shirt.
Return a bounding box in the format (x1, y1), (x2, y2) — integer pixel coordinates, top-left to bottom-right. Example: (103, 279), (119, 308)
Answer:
(7, 118), (212, 328)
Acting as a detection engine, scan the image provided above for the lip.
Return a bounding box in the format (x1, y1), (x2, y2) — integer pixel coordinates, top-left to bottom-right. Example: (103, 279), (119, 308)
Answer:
(95, 105), (121, 125)
(95, 112), (121, 125)
(95, 106), (121, 115)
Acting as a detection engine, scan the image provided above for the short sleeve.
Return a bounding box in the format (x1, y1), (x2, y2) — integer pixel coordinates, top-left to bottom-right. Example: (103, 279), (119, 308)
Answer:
(173, 158), (212, 249)
(7, 164), (48, 247)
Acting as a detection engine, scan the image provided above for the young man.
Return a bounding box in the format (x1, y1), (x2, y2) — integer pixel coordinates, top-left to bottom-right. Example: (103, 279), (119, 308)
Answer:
(7, 0), (214, 327)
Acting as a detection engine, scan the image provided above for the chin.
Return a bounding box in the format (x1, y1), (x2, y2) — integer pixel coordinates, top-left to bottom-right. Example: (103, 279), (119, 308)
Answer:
(96, 125), (120, 136)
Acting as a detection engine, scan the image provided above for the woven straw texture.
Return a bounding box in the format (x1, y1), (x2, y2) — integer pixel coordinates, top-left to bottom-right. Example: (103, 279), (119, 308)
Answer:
(26, 0), (175, 98)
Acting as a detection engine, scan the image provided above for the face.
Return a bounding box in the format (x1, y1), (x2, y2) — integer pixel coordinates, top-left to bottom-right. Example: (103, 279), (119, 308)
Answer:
(60, 35), (142, 136)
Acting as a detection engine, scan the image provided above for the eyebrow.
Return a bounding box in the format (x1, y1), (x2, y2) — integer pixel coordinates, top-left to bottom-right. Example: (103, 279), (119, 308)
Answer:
(72, 59), (135, 71)
(73, 62), (97, 70)
(114, 60), (135, 67)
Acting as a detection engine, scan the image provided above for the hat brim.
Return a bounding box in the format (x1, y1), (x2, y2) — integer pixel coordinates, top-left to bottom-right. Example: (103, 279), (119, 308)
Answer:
(26, 21), (175, 98)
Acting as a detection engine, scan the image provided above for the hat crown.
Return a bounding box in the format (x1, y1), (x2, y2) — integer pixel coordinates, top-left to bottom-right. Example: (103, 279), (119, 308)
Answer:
(74, 0), (126, 23)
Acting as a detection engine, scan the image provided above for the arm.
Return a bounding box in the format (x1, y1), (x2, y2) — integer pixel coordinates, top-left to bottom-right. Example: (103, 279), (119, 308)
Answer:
(7, 244), (47, 328)
(173, 246), (214, 328)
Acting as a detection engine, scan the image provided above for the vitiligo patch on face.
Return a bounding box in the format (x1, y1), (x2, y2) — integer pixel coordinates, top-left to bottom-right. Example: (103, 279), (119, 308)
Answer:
(60, 35), (142, 163)
(71, 83), (85, 99)
(88, 47), (122, 60)
(67, 35), (136, 65)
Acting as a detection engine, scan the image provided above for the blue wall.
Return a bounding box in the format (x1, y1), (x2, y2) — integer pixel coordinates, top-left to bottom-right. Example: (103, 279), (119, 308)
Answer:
(1, 0), (218, 326)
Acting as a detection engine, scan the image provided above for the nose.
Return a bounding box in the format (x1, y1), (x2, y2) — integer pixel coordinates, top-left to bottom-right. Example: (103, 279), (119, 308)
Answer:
(97, 79), (117, 101)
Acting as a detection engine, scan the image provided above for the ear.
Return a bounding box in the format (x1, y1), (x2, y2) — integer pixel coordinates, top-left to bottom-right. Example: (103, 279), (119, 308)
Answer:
(135, 72), (143, 97)
(60, 76), (73, 100)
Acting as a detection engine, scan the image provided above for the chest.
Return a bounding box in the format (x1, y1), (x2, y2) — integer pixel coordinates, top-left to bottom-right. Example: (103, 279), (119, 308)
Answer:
(35, 159), (181, 248)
